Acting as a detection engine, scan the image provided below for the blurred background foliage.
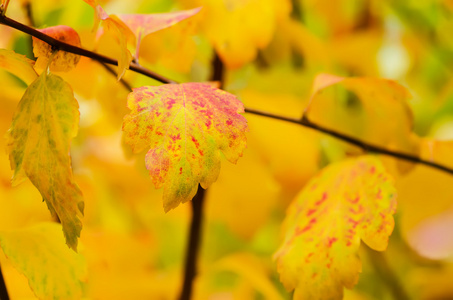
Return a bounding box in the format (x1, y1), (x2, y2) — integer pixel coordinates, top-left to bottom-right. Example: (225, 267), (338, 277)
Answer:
(1, 0), (453, 299)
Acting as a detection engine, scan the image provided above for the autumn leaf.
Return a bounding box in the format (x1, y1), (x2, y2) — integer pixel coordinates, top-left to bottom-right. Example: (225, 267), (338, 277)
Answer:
(32, 25), (82, 72)
(6, 70), (83, 251)
(117, 7), (201, 60)
(0, 48), (37, 85)
(122, 83), (248, 211)
(0, 222), (86, 299)
(82, 0), (134, 79)
(274, 156), (397, 299)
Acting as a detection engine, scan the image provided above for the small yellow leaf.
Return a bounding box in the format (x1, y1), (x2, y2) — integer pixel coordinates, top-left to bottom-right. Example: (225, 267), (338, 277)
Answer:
(0, 222), (86, 299)
(82, 0), (134, 80)
(6, 71), (83, 251)
(32, 25), (82, 72)
(275, 156), (396, 300)
(122, 83), (248, 212)
(0, 48), (38, 85)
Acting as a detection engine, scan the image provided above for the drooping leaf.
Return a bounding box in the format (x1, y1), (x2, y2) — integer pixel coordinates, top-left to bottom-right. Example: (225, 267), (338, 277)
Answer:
(0, 48), (37, 85)
(122, 83), (248, 211)
(6, 70), (83, 251)
(32, 25), (82, 72)
(274, 156), (397, 299)
(0, 222), (86, 299)
(117, 7), (201, 60)
(82, 0), (134, 79)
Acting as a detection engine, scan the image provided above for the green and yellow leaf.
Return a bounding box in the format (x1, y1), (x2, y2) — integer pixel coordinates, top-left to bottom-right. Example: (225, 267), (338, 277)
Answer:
(0, 222), (86, 299)
(275, 156), (397, 300)
(6, 70), (83, 251)
(123, 83), (248, 211)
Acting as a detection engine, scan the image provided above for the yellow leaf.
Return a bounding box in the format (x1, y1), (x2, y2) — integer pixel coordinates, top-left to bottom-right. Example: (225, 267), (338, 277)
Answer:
(83, 0), (134, 80)
(0, 222), (86, 299)
(275, 156), (396, 299)
(6, 71), (83, 251)
(0, 48), (37, 85)
(122, 83), (248, 212)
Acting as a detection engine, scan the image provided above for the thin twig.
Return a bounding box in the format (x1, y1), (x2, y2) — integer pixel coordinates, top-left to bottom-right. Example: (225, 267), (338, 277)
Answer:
(179, 186), (206, 300)
(0, 263), (10, 300)
(1, 14), (453, 175)
(97, 61), (133, 91)
(245, 108), (453, 174)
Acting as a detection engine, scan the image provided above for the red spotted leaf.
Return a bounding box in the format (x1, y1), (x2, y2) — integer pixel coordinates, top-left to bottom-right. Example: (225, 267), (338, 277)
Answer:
(274, 156), (397, 299)
(122, 83), (248, 211)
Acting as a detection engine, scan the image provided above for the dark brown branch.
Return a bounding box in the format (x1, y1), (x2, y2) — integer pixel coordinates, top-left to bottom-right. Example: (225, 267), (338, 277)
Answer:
(0, 263), (10, 300)
(1, 14), (453, 175)
(179, 186), (206, 300)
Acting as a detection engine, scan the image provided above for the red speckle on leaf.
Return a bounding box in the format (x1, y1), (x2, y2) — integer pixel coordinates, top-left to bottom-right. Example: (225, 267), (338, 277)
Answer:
(171, 133), (181, 142)
(348, 218), (359, 228)
(167, 99), (176, 109)
(376, 189), (382, 199)
(370, 166), (376, 174)
(179, 167), (182, 175)
(327, 237), (338, 247)
(348, 195), (360, 204)
(295, 218), (317, 236)
(315, 192), (328, 206)
(226, 119), (233, 126)
(156, 131), (163, 136)
(305, 252), (314, 263)
(306, 209), (317, 217)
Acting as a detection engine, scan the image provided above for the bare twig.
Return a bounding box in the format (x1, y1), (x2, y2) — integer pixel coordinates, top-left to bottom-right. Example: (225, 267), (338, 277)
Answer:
(1, 14), (453, 175)
(179, 186), (206, 300)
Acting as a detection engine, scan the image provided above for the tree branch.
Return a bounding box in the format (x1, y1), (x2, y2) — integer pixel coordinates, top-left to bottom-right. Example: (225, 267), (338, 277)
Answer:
(1, 14), (453, 175)
(0, 263), (10, 300)
(179, 185), (206, 300)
